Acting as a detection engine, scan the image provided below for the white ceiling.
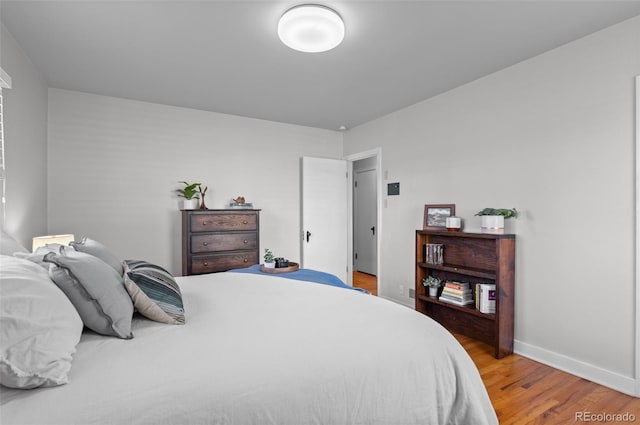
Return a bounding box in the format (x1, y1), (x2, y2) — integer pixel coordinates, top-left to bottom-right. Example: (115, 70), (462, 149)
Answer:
(2, 1), (640, 131)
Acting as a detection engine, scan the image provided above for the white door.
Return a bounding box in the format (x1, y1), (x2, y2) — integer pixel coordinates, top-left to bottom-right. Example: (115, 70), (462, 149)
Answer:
(354, 169), (377, 275)
(301, 156), (348, 283)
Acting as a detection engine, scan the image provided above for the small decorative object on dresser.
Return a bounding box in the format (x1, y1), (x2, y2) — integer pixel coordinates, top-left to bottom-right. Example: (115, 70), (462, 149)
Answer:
(274, 257), (289, 268)
(198, 185), (208, 210)
(176, 181), (201, 210)
(263, 248), (275, 268)
(229, 196), (254, 209)
(475, 208), (518, 234)
(181, 209), (260, 275)
(423, 204), (455, 231)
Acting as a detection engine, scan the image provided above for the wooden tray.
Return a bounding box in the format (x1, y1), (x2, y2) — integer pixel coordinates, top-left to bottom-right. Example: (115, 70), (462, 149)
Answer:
(260, 262), (299, 274)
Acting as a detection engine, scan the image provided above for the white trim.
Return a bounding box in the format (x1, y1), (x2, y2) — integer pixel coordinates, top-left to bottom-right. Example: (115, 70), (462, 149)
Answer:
(379, 294), (413, 309)
(515, 339), (638, 397)
(635, 75), (640, 397)
(344, 148), (382, 295)
(0, 67), (11, 89)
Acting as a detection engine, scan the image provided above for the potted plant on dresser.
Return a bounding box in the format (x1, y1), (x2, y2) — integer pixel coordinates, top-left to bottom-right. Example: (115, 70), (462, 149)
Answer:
(176, 181), (201, 210)
(475, 208), (518, 234)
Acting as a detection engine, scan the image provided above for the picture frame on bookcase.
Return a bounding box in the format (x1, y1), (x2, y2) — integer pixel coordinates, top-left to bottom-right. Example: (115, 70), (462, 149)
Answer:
(423, 204), (455, 231)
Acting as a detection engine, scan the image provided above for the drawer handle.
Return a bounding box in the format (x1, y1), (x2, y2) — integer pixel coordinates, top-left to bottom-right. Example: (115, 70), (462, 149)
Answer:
(202, 221), (208, 225)
(243, 257), (248, 262)
(242, 220), (248, 224)
(243, 240), (248, 244)
(203, 261), (208, 266)
(203, 242), (208, 246)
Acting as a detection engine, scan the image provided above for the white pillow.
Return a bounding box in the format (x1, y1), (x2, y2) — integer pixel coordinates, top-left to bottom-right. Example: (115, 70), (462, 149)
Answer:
(0, 229), (29, 256)
(0, 255), (83, 389)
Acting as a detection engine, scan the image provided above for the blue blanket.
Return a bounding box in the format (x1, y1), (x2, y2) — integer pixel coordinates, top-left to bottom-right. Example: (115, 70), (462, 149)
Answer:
(228, 264), (369, 294)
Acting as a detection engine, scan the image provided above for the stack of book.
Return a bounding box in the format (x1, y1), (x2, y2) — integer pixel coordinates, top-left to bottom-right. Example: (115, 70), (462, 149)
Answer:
(229, 202), (254, 209)
(476, 283), (496, 314)
(439, 281), (473, 306)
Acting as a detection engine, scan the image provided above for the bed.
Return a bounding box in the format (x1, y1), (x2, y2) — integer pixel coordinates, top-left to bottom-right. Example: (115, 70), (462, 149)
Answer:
(0, 240), (498, 425)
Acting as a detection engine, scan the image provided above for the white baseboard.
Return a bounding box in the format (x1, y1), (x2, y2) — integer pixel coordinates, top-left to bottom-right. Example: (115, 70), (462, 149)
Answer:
(514, 339), (639, 397)
(379, 294), (414, 309)
(383, 294), (639, 397)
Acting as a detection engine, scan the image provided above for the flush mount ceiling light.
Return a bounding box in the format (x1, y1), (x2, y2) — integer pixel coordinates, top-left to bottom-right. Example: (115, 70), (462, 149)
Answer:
(278, 4), (345, 53)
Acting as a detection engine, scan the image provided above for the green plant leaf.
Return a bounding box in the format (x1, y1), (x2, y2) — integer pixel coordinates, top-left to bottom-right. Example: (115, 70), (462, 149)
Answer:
(176, 181), (202, 200)
(475, 207), (518, 218)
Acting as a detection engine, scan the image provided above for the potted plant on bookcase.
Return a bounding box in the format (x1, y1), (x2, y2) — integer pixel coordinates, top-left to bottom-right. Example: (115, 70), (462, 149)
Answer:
(475, 208), (518, 234)
(176, 181), (201, 210)
(422, 276), (442, 297)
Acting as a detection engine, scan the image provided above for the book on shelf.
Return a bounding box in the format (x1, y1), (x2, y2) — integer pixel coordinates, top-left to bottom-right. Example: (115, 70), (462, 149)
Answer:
(229, 202), (254, 209)
(439, 294), (474, 306)
(439, 281), (474, 306)
(423, 243), (444, 265)
(441, 281), (470, 295)
(441, 287), (471, 297)
(477, 283), (496, 314)
(445, 281), (469, 291)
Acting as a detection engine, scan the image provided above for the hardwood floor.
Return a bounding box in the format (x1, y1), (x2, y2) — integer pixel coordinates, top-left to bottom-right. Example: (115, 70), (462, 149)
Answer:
(353, 273), (639, 422)
(454, 333), (640, 424)
(352, 271), (377, 296)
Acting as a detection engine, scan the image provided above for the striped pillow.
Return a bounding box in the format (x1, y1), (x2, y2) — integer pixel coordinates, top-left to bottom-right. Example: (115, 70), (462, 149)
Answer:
(123, 260), (185, 325)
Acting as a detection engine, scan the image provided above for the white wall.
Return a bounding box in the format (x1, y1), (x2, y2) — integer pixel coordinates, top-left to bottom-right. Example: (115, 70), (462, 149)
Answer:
(344, 16), (640, 394)
(47, 89), (343, 275)
(0, 24), (48, 247)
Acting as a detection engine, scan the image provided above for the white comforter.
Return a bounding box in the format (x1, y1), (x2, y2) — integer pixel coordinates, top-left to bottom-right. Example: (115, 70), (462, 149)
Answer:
(0, 272), (498, 425)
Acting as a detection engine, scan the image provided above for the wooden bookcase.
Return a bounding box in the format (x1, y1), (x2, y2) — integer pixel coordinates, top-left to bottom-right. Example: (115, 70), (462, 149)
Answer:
(415, 230), (515, 358)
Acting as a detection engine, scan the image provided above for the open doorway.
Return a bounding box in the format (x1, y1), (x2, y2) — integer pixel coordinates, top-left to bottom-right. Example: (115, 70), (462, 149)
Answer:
(345, 149), (381, 296)
(353, 158), (377, 295)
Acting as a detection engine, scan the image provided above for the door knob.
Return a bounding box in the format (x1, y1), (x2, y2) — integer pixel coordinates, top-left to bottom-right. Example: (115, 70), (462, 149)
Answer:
(306, 231), (311, 242)
(371, 226), (375, 235)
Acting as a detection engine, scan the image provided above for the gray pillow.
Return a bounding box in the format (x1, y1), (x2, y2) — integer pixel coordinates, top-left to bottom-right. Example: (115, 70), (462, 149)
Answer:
(70, 237), (123, 273)
(14, 244), (66, 267)
(44, 247), (134, 339)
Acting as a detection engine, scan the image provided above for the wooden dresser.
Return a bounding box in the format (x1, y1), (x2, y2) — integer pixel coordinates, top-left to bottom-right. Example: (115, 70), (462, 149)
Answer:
(181, 209), (260, 276)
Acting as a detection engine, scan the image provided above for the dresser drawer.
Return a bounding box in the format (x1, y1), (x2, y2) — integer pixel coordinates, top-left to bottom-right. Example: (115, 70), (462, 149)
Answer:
(191, 232), (257, 253)
(190, 213), (257, 232)
(182, 209), (260, 276)
(190, 252), (258, 274)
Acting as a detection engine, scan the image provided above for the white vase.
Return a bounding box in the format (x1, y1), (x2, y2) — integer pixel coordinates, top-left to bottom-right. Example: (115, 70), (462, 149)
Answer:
(481, 215), (504, 234)
(264, 262), (276, 269)
(182, 198), (199, 210)
(445, 216), (462, 232)
(429, 286), (438, 297)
